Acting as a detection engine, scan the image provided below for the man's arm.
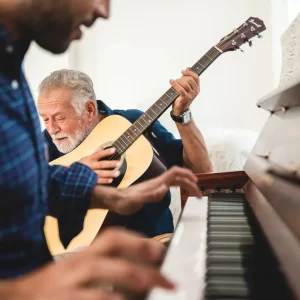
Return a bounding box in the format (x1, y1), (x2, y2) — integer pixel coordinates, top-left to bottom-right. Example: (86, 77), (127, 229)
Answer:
(48, 161), (201, 247)
(176, 121), (212, 173)
(170, 67), (213, 173)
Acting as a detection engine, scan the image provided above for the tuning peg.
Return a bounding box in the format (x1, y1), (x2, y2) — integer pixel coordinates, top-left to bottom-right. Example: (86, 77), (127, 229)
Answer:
(257, 34), (263, 39)
(248, 40), (253, 47)
(239, 47), (244, 53)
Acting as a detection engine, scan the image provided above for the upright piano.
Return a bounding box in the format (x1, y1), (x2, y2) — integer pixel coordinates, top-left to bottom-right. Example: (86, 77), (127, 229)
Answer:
(146, 78), (300, 299)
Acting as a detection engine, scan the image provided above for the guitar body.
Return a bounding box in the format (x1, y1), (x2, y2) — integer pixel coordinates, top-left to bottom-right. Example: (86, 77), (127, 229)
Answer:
(44, 115), (167, 256)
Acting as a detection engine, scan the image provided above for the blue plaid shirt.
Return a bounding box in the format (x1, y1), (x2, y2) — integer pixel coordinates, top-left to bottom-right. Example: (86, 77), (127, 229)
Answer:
(0, 27), (98, 279)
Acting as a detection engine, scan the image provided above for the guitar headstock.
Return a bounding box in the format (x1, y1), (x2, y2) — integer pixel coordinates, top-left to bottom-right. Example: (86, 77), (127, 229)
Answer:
(216, 17), (266, 52)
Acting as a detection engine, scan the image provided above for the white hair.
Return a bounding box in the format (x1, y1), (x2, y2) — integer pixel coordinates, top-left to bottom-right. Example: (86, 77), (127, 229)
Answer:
(38, 69), (97, 115)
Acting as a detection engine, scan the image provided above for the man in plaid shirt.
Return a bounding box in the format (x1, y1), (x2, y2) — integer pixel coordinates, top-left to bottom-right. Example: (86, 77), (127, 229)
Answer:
(0, 0), (201, 299)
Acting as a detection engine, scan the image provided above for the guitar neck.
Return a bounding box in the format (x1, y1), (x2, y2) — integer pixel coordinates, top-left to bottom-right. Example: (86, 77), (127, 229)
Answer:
(113, 46), (222, 155)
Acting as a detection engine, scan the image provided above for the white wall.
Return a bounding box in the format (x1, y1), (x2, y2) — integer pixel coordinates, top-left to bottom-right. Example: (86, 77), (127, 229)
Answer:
(24, 44), (69, 100)
(25, 0), (275, 135)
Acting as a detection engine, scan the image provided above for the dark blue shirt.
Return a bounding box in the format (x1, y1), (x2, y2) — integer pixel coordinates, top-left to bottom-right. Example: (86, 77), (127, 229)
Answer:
(0, 27), (98, 279)
(44, 100), (184, 237)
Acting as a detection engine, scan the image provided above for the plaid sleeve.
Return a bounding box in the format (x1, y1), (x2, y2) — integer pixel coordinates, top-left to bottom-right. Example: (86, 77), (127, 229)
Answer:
(48, 162), (98, 248)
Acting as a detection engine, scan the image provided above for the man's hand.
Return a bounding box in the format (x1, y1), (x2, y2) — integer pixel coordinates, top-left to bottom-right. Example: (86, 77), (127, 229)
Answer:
(91, 166), (201, 215)
(79, 147), (121, 184)
(15, 229), (174, 300)
(170, 67), (200, 115)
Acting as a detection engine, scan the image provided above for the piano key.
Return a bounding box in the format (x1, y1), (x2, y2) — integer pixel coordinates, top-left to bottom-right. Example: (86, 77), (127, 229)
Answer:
(147, 193), (293, 300)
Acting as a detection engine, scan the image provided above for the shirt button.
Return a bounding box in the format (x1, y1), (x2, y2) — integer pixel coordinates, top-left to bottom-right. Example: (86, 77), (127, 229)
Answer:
(11, 80), (19, 90)
(6, 45), (14, 53)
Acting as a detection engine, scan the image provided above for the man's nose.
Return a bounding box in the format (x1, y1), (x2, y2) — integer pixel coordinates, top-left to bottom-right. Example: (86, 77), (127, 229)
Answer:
(47, 119), (60, 136)
(94, 0), (110, 19)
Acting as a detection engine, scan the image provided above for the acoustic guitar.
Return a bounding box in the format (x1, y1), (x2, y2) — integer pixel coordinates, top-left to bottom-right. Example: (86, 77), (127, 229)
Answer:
(44, 17), (266, 256)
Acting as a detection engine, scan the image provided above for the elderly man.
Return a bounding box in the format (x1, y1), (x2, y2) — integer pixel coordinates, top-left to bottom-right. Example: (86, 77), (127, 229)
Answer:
(39, 69), (213, 238)
(0, 0), (202, 299)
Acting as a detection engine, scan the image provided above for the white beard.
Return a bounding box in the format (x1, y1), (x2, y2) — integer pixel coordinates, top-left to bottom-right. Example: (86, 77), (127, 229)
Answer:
(51, 120), (94, 154)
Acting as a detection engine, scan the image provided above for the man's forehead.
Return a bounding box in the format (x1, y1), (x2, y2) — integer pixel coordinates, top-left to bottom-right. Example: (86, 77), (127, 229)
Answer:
(38, 88), (74, 113)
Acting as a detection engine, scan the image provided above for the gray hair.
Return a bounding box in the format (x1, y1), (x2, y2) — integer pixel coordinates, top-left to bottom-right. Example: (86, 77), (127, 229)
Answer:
(38, 69), (97, 115)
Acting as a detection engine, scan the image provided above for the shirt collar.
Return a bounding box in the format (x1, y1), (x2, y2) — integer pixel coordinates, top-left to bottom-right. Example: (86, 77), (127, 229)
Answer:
(96, 100), (114, 116)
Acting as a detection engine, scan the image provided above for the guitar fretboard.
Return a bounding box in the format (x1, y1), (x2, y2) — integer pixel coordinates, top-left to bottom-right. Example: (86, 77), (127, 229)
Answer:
(113, 46), (222, 154)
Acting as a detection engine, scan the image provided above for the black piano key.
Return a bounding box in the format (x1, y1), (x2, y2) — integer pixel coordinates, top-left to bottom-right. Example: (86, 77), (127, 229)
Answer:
(206, 285), (250, 298)
(209, 224), (251, 233)
(204, 193), (293, 300)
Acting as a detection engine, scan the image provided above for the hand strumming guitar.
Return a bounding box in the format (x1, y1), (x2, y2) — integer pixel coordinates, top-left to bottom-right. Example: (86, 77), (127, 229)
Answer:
(90, 166), (201, 215)
(79, 147), (120, 184)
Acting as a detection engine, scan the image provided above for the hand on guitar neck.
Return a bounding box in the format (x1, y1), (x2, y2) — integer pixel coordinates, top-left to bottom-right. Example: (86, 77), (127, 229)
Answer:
(90, 166), (202, 215)
(170, 67), (200, 116)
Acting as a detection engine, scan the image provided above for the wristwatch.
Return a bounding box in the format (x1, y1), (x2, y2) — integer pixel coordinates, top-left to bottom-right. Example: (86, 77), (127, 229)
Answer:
(170, 108), (192, 124)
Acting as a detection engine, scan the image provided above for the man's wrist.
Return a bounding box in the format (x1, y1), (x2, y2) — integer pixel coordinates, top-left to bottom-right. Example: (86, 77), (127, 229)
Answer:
(170, 108), (192, 125)
(172, 107), (189, 116)
(90, 185), (120, 210)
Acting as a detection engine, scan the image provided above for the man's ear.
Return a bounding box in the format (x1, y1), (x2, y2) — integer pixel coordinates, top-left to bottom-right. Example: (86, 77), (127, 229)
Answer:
(85, 100), (97, 118)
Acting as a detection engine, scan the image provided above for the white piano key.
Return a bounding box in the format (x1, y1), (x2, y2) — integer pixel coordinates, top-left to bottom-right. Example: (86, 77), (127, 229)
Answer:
(146, 197), (207, 300)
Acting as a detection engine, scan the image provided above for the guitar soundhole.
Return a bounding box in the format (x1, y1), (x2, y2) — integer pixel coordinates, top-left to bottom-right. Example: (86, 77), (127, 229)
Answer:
(96, 143), (127, 187)
(99, 144), (122, 170)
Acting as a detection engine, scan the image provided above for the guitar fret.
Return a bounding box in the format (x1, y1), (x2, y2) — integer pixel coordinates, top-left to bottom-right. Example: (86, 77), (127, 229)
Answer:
(145, 109), (155, 120)
(149, 107), (157, 116)
(162, 94), (172, 106)
(124, 130), (133, 142)
(143, 113), (153, 124)
(114, 140), (125, 152)
(198, 61), (206, 68)
(159, 96), (168, 105)
(156, 101), (164, 108)
(135, 120), (144, 130)
(138, 117), (148, 129)
(205, 54), (213, 60)
(113, 140), (123, 153)
(128, 126), (139, 137)
(119, 135), (129, 147)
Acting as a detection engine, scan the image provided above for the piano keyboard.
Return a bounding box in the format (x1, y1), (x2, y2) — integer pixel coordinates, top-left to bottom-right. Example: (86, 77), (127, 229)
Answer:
(146, 194), (292, 300)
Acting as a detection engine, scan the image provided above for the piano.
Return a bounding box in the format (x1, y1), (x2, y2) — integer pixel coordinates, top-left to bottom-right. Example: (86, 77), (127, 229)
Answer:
(146, 78), (300, 300)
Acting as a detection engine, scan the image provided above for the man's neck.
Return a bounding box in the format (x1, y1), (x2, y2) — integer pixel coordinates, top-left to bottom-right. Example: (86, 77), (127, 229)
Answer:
(0, 0), (22, 39)
(98, 114), (107, 123)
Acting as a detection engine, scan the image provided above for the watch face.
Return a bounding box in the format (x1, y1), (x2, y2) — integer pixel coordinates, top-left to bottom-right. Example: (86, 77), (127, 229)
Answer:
(183, 111), (191, 124)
